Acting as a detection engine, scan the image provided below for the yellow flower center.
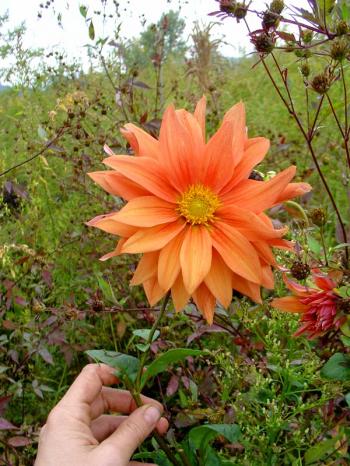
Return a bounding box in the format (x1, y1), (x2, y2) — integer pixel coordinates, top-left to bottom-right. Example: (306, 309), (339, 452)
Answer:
(177, 184), (220, 225)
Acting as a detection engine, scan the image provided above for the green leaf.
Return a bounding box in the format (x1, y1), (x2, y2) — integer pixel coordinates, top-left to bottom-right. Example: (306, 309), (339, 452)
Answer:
(345, 392), (350, 407)
(132, 329), (160, 342)
(96, 274), (117, 304)
(305, 435), (339, 464)
(86, 350), (140, 382)
(140, 349), (203, 389)
(88, 20), (95, 40)
(340, 335), (350, 347)
(133, 451), (172, 466)
(307, 236), (321, 255)
(135, 343), (150, 353)
(320, 352), (350, 381)
(79, 5), (88, 18)
(189, 424), (241, 451)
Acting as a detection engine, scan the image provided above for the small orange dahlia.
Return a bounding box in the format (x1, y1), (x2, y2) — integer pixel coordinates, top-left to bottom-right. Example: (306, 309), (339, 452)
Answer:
(87, 98), (311, 324)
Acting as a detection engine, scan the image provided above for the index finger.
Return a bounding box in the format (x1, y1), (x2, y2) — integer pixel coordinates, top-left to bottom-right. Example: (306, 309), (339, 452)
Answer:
(59, 364), (119, 406)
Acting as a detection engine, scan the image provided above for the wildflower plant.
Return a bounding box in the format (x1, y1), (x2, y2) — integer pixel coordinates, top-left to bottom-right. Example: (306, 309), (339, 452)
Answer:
(87, 97), (310, 464)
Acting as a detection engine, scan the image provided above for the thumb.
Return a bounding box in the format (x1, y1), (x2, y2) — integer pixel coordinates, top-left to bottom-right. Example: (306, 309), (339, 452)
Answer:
(100, 403), (162, 462)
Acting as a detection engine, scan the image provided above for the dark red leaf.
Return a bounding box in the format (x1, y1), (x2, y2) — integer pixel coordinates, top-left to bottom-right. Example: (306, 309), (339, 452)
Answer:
(0, 396), (11, 416)
(0, 417), (18, 430)
(166, 374), (179, 396)
(38, 348), (54, 365)
(7, 436), (31, 447)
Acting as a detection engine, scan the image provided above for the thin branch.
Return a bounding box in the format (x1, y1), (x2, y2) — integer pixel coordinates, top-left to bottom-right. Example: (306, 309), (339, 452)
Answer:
(0, 127), (66, 178)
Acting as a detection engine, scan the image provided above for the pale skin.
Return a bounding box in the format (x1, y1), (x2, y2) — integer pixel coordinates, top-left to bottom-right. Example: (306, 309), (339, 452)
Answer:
(35, 364), (169, 466)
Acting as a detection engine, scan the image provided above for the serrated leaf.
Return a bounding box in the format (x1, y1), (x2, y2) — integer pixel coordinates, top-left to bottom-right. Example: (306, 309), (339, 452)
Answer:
(86, 350), (140, 382)
(320, 352), (350, 381)
(140, 349), (203, 389)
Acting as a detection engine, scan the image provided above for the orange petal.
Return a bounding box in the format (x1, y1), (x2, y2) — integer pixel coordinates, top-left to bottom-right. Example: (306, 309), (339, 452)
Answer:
(222, 166), (297, 213)
(171, 273), (190, 312)
(192, 283), (216, 325)
(143, 276), (167, 306)
(252, 241), (277, 266)
(220, 137), (270, 194)
(130, 252), (159, 286)
(212, 221), (262, 284)
(276, 181), (312, 204)
(223, 101), (246, 168)
(232, 272), (262, 303)
(282, 274), (314, 296)
(204, 250), (232, 308)
(261, 263), (274, 289)
(194, 96), (206, 141)
(103, 155), (178, 202)
(159, 105), (204, 190)
(99, 238), (127, 261)
(203, 119), (235, 191)
(113, 196), (178, 227)
(122, 220), (186, 254)
(86, 213), (137, 237)
(270, 296), (307, 313)
(217, 204), (286, 241)
(120, 123), (160, 159)
(180, 226), (212, 294)
(88, 171), (150, 200)
(158, 230), (186, 290)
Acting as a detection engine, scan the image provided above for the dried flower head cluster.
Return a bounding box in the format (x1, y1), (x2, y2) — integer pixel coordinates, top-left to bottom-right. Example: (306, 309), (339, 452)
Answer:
(88, 98), (310, 323)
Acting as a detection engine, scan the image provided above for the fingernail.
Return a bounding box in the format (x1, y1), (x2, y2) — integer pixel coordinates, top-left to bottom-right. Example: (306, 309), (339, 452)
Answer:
(143, 405), (161, 425)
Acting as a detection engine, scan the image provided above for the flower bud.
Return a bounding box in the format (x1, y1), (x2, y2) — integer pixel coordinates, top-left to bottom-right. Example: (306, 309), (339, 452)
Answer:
(311, 73), (330, 94)
(270, 0), (284, 14)
(300, 62), (310, 77)
(309, 208), (326, 227)
(336, 20), (349, 36)
(330, 39), (349, 62)
(301, 30), (313, 44)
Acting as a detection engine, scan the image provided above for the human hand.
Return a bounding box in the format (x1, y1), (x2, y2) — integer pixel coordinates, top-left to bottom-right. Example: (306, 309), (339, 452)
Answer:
(34, 363), (169, 466)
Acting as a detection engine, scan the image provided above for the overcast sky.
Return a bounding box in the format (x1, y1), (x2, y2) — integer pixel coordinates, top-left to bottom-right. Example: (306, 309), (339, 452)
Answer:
(1, 0), (309, 63)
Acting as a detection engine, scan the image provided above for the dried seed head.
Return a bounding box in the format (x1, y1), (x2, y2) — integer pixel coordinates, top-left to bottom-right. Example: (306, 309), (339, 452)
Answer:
(234, 2), (248, 20)
(290, 261), (310, 280)
(330, 39), (349, 61)
(300, 62), (310, 77)
(336, 20), (349, 36)
(262, 10), (280, 29)
(270, 0), (284, 14)
(311, 73), (330, 94)
(219, 0), (236, 14)
(251, 32), (275, 54)
(310, 208), (326, 227)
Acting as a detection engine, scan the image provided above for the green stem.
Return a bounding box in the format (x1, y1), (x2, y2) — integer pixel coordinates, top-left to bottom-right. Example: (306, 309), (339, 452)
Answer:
(320, 226), (329, 266)
(109, 313), (118, 352)
(135, 291), (171, 392)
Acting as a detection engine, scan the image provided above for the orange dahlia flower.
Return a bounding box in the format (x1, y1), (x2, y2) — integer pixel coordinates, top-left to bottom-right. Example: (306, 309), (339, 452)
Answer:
(87, 98), (311, 324)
